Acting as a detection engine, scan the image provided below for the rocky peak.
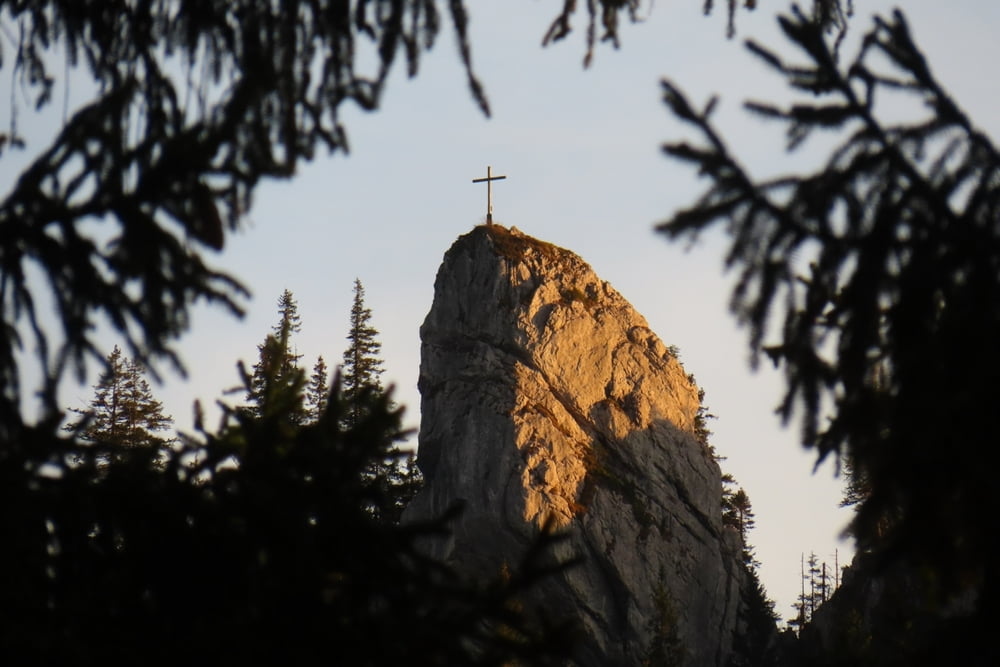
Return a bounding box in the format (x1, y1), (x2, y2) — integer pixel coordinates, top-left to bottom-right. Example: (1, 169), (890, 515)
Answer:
(405, 225), (745, 665)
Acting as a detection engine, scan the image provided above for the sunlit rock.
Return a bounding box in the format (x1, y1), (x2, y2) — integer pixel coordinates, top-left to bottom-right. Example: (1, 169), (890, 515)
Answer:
(405, 224), (745, 666)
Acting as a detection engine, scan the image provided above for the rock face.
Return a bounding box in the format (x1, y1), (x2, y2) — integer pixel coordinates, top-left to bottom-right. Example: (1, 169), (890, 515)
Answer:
(405, 225), (745, 666)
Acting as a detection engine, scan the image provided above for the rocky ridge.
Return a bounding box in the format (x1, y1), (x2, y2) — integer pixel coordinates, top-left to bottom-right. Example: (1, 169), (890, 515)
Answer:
(404, 225), (746, 665)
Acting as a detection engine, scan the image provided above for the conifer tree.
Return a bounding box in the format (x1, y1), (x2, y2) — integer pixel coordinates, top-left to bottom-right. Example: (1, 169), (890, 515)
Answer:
(337, 279), (424, 522)
(720, 475), (778, 664)
(721, 473), (738, 528)
(247, 289), (306, 423)
(305, 355), (330, 424)
(721, 474), (760, 569)
(723, 485), (756, 546)
(789, 554), (809, 633)
(788, 550), (839, 633)
(693, 386), (716, 449)
(732, 564), (779, 667)
(341, 279), (385, 428)
(65, 345), (173, 448)
(806, 552), (821, 618)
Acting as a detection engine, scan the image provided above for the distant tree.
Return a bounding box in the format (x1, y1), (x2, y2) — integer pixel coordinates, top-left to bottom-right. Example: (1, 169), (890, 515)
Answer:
(788, 550), (839, 636)
(341, 279), (385, 429)
(723, 485), (756, 546)
(65, 346), (173, 449)
(720, 475), (778, 665)
(666, 347), (717, 454)
(305, 356), (330, 424)
(658, 7), (1000, 604)
(806, 552), (822, 618)
(721, 474), (759, 568)
(247, 289), (306, 423)
(693, 386), (717, 450)
(789, 552), (824, 631)
(721, 473), (738, 524)
(336, 279), (425, 523)
(731, 564), (780, 667)
(788, 556), (808, 634)
(819, 561), (831, 607)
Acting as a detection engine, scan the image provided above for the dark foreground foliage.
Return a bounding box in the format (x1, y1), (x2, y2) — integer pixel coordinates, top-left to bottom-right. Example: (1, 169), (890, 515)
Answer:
(659, 6), (1000, 663)
(1, 378), (574, 665)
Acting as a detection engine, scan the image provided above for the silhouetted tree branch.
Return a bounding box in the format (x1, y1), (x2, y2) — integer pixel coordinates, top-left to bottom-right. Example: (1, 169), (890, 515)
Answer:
(659, 7), (1000, 599)
(0, 1), (488, 425)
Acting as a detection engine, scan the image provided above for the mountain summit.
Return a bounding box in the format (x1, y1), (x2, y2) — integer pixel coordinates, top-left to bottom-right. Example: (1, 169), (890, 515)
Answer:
(405, 224), (747, 665)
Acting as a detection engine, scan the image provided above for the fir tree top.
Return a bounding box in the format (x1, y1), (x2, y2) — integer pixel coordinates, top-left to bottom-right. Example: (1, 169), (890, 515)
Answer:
(65, 345), (173, 448)
(342, 278), (384, 396)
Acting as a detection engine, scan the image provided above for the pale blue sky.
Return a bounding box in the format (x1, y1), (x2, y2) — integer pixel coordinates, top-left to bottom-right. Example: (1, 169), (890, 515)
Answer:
(8, 1), (997, 624)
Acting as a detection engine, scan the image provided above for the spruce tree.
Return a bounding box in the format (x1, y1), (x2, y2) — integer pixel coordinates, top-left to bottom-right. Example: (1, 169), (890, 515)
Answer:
(806, 552), (821, 619)
(723, 485), (756, 546)
(338, 279), (424, 522)
(720, 475), (778, 665)
(341, 279), (385, 428)
(693, 387), (716, 449)
(305, 355), (330, 424)
(247, 289), (306, 423)
(65, 345), (173, 448)
(732, 564), (779, 667)
(789, 554), (809, 633)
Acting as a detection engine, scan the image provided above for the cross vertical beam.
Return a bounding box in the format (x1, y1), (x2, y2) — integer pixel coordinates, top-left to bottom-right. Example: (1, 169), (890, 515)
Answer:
(472, 165), (507, 224)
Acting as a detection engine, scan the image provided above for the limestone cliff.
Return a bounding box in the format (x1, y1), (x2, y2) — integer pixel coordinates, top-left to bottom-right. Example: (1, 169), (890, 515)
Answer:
(405, 225), (745, 666)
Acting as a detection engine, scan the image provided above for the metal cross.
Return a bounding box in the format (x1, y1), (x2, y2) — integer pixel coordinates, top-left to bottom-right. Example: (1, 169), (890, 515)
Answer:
(472, 165), (507, 224)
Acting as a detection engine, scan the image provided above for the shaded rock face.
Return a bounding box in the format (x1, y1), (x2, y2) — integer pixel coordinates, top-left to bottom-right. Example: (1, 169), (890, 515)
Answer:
(405, 225), (744, 666)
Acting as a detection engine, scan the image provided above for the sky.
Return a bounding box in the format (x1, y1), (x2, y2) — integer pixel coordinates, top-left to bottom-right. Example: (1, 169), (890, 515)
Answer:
(6, 0), (1000, 625)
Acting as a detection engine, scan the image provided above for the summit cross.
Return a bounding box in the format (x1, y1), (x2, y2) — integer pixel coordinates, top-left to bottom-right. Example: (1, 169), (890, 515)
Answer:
(472, 165), (507, 225)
